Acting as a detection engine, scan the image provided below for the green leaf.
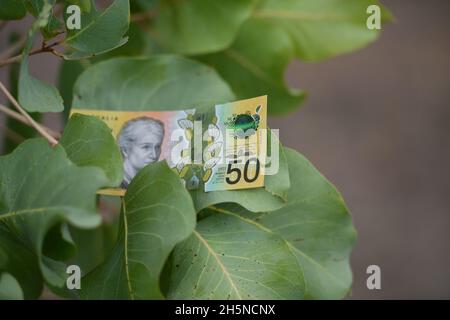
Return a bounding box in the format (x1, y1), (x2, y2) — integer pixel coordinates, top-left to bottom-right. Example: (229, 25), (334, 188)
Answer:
(18, 1), (64, 112)
(254, 148), (356, 299)
(90, 22), (151, 61)
(0, 138), (108, 290)
(154, 0), (256, 55)
(57, 59), (86, 121)
(163, 206), (305, 299)
(72, 56), (289, 212)
(199, 19), (306, 115)
(200, 0), (391, 114)
(19, 40), (64, 112)
(63, 0), (130, 59)
(0, 229), (43, 299)
(0, 273), (24, 300)
(57, 24), (150, 120)
(3, 36), (42, 153)
(164, 147), (355, 299)
(80, 161), (196, 299)
(68, 213), (119, 275)
(42, 223), (77, 261)
(26, 0), (62, 39)
(64, 38), (130, 60)
(220, 148), (356, 298)
(72, 56), (234, 111)
(254, 0), (391, 61)
(58, 114), (124, 281)
(67, 0), (92, 13)
(60, 113), (124, 187)
(18, 38), (64, 112)
(0, 0), (27, 20)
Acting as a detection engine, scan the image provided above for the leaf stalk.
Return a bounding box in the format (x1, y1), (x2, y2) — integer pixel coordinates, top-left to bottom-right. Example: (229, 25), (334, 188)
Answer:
(0, 81), (59, 145)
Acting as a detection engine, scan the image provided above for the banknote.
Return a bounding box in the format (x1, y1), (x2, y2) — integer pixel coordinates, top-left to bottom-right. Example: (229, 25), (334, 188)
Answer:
(202, 95), (267, 192)
(70, 95), (267, 194)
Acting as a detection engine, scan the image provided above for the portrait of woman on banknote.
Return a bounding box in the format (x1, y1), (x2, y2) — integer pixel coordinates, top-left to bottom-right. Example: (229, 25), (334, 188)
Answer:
(118, 116), (165, 188)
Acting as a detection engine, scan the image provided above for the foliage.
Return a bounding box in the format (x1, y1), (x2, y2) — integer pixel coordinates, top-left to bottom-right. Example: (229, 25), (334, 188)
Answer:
(0, 0), (390, 299)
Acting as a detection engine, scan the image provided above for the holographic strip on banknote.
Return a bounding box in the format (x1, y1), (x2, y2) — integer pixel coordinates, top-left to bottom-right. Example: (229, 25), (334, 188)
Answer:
(70, 95), (267, 194)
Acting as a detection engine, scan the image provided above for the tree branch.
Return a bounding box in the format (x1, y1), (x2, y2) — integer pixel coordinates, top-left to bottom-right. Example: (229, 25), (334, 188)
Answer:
(0, 39), (64, 68)
(0, 81), (59, 146)
(0, 32), (28, 61)
(0, 124), (26, 144)
(0, 103), (61, 139)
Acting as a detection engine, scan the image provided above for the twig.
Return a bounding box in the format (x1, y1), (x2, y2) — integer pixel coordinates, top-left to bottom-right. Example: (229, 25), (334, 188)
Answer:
(0, 81), (58, 146)
(0, 39), (64, 68)
(49, 48), (65, 58)
(0, 124), (26, 144)
(0, 32), (28, 61)
(0, 103), (61, 139)
(53, 2), (63, 18)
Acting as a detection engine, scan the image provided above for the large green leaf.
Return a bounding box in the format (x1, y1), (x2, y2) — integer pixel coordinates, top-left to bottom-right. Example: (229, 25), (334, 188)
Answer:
(80, 161), (196, 299)
(199, 19), (305, 116)
(154, 0), (256, 55)
(57, 23), (149, 120)
(59, 114), (124, 280)
(0, 0), (26, 20)
(164, 147), (355, 299)
(252, 0), (392, 61)
(0, 273), (23, 300)
(72, 56), (234, 111)
(0, 139), (107, 290)
(63, 0), (130, 59)
(60, 113), (124, 187)
(163, 208), (305, 299)
(220, 149), (356, 298)
(200, 0), (392, 114)
(253, 148), (356, 299)
(72, 56), (289, 212)
(18, 0), (64, 112)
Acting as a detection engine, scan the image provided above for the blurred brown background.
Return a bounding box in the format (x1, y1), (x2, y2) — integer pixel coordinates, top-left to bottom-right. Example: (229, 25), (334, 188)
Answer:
(1, 0), (449, 299)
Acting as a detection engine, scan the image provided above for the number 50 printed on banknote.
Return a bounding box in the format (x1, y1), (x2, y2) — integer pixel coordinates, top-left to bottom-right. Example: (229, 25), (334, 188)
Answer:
(70, 96), (267, 194)
(203, 96), (267, 192)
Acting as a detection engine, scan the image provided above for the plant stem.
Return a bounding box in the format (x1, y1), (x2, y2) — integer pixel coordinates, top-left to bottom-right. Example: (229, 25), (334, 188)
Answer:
(0, 124), (25, 144)
(0, 103), (61, 139)
(0, 39), (64, 68)
(0, 33), (28, 61)
(0, 81), (59, 146)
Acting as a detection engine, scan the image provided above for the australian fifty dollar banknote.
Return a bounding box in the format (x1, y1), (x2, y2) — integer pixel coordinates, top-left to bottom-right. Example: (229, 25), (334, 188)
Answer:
(70, 96), (268, 195)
